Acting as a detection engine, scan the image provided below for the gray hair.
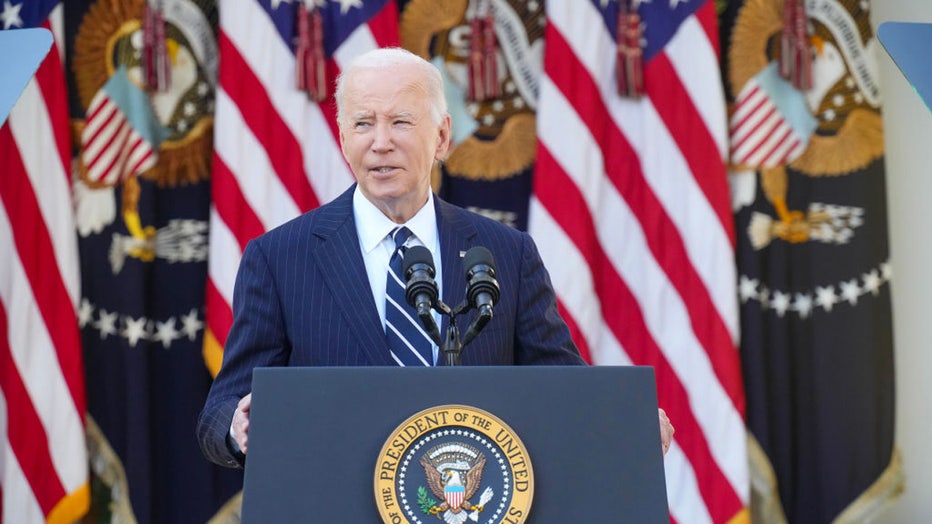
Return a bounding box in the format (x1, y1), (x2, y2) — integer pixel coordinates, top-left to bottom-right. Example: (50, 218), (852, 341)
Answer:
(335, 47), (448, 127)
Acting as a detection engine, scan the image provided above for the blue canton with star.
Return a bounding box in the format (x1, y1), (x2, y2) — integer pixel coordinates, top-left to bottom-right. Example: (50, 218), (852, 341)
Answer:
(1, 0), (57, 30)
(593, 0), (702, 62)
(260, 0), (391, 57)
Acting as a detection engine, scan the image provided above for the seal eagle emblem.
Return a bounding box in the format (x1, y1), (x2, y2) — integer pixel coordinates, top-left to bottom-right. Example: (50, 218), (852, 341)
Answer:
(419, 443), (494, 523)
(375, 405), (534, 524)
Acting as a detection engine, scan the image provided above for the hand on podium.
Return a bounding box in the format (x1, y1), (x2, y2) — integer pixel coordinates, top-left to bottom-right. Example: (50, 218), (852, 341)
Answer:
(230, 393), (252, 455)
(659, 408), (674, 455)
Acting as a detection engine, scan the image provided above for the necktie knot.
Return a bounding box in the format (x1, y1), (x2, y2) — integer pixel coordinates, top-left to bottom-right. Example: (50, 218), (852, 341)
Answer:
(391, 226), (412, 250)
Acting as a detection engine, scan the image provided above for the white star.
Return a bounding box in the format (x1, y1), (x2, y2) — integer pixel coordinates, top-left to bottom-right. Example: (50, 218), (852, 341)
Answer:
(78, 298), (95, 328)
(758, 286), (771, 310)
(331, 0), (362, 15)
(180, 308), (204, 341)
(863, 269), (882, 296)
(270, 0), (292, 10)
(839, 279), (861, 305)
(95, 309), (119, 340)
(815, 285), (838, 312)
(123, 315), (149, 346)
(669, 0), (687, 8)
(738, 275), (758, 303)
(793, 293), (813, 319)
(1, 1), (24, 30)
(153, 317), (179, 348)
(771, 291), (791, 318)
(881, 261), (893, 281)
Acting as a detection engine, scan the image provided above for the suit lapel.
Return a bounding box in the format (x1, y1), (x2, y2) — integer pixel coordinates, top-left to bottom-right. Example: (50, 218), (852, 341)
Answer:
(311, 187), (395, 366)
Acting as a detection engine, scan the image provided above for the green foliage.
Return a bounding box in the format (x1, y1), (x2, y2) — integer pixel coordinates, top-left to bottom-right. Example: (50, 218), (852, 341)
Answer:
(417, 486), (439, 515)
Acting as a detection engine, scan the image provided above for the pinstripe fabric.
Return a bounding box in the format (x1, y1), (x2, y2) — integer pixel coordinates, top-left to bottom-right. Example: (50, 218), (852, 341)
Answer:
(384, 227), (433, 366)
(197, 186), (585, 467)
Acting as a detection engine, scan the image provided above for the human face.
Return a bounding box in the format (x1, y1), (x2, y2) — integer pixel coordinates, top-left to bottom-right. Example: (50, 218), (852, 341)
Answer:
(339, 63), (451, 223)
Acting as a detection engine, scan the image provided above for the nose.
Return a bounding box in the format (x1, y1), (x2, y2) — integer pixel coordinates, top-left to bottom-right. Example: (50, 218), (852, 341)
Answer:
(371, 122), (394, 152)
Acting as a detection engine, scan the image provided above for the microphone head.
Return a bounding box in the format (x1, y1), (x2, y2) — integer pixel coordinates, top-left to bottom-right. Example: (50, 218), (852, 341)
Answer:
(463, 246), (500, 306)
(463, 246), (495, 277)
(404, 245), (439, 308)
(403, 245), (436, 279)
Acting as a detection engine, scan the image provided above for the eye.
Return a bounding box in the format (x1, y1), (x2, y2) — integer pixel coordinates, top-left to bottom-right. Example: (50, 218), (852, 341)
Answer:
(354, 121), (371, 129)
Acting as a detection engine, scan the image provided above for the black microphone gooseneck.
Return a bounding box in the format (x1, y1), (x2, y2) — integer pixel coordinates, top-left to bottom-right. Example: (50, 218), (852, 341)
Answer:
(401, 244), (500, 366)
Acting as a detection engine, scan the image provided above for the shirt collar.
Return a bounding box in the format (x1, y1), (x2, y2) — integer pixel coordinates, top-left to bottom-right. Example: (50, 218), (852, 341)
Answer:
(353, 186), (438, 254)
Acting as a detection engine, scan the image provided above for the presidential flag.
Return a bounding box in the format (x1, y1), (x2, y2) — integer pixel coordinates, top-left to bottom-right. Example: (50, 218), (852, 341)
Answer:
(530, 0), (749, 522)
(723, 0), (900, 521)
(204, 0), (399, 374)
(66, 0), (241, 521)
(0, 1), (89, 523)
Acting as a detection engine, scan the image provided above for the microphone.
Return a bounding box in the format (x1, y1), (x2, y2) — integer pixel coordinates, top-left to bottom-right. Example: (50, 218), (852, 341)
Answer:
(403, 245), (442, 345)
(463, 246), (500, 319)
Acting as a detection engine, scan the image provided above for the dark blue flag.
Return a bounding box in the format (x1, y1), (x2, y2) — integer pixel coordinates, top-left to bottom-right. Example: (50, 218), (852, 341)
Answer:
(65, 1), (241, 522)
(722, 0), (901, 521)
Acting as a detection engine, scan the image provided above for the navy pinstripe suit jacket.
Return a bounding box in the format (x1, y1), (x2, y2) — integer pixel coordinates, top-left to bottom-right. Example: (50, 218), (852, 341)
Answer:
(197, 185), (584, 468)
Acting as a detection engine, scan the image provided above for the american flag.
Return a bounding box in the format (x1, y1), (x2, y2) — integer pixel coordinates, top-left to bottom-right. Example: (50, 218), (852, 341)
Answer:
(204, 0), (399, 373)
(529, 0), (748, 522)
(0, 1), (89, 522)
(80, 66), (166, 186)
(729, 63), (817, 169)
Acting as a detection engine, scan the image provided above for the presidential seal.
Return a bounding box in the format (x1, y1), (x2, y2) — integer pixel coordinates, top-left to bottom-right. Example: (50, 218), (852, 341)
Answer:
(375, 405), (533, 524)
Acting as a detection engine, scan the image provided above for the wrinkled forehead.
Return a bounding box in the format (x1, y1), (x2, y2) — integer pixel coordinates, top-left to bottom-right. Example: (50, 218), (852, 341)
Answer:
(343, 71), (430, 116)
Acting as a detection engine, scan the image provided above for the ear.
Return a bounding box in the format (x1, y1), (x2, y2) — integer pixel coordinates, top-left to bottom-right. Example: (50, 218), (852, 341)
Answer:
(434, 115), (452, 162)
(339, 127), (348, 159)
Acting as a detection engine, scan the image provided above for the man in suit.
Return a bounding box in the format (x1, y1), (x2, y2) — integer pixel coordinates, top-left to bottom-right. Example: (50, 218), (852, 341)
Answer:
(197, 47), (673, 469)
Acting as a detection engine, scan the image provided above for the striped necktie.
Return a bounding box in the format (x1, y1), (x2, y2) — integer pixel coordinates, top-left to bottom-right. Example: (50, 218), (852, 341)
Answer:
(385, 227), (433, 366)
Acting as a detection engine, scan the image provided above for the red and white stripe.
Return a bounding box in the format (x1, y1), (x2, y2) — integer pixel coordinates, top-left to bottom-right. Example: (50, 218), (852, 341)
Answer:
(445, 488), (464, 509)
(730, 82), (805, 168)
(81, 92), (157, 185)
(530, 1), (748, 522)
(204, 2), (399, 373)
(0, 5), (89, 523)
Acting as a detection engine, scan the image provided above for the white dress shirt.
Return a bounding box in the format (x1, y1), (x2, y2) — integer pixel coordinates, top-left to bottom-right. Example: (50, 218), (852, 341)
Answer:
(352, 186), (443, 364)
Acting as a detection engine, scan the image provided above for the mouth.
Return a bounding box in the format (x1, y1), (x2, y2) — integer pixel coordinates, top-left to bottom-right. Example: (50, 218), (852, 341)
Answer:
(369, 166), (400, 176)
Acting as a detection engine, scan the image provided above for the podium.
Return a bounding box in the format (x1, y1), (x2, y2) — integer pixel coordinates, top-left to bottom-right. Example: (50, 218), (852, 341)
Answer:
(241, 366), (669, 523)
